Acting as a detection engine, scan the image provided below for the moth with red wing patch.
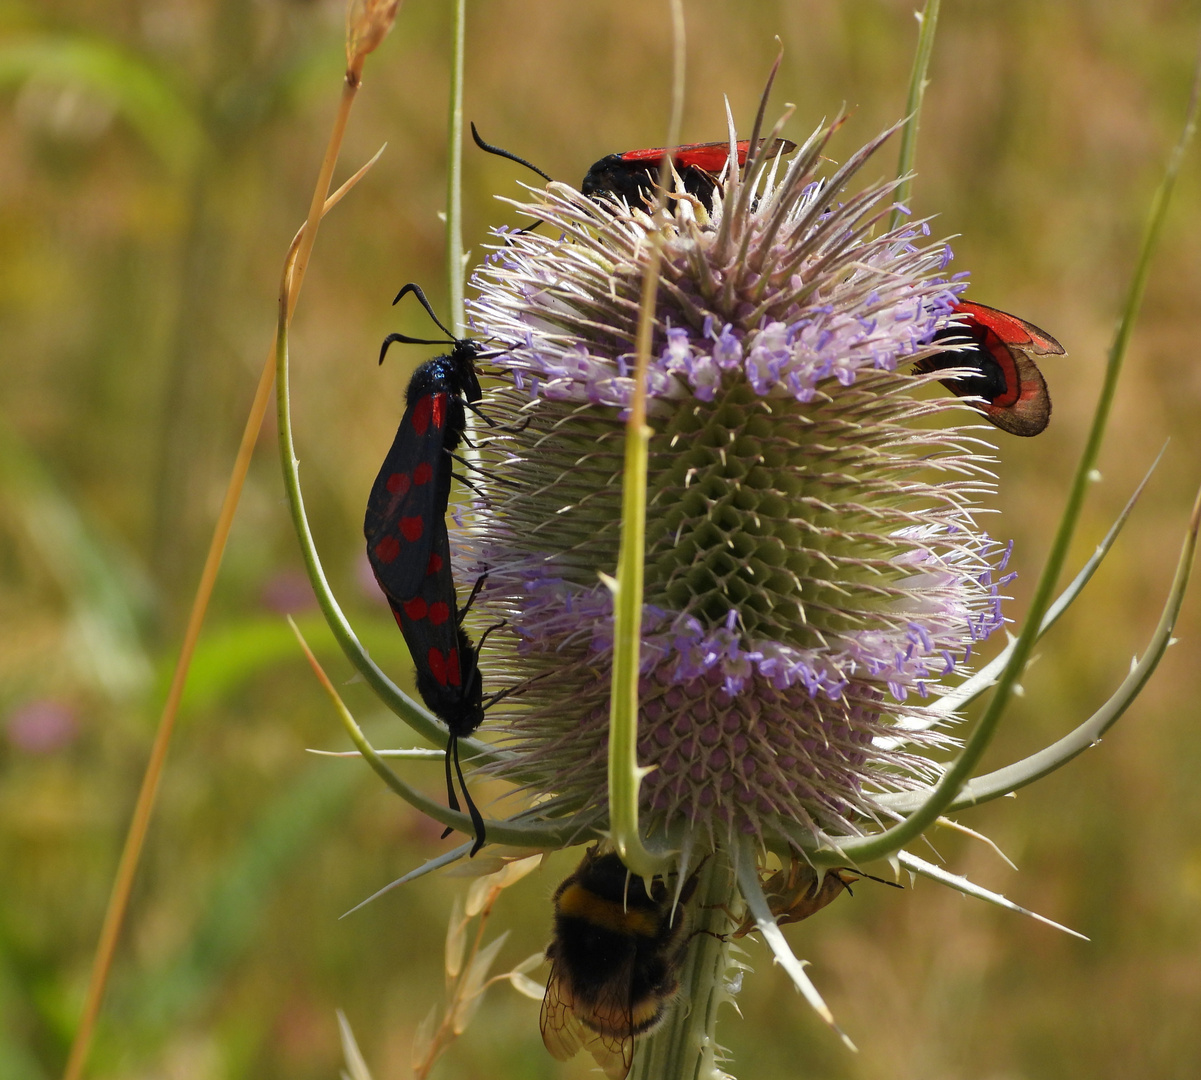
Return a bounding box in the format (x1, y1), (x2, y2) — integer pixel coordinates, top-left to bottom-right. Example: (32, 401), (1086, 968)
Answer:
(917, 300), (1066, 437)
(364, 282), (492, 854)
(581, 138), (798, 210)
(363, 284), (484, 602)
(469, 124), (796, 214)
(384, 518), (488, 855)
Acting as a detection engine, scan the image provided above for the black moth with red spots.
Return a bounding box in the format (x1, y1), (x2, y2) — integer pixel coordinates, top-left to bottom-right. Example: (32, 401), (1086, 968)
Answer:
(385, 519), (487, 856)
(917, 300), (1066, 437)
(364, 283), (489, 854)
(364, 339), (482, 599)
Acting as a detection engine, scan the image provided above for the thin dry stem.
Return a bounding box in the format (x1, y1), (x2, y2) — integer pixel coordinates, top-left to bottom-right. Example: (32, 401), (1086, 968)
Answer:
(60, 69), (384, 1080)
(412, 884), (504, 1079)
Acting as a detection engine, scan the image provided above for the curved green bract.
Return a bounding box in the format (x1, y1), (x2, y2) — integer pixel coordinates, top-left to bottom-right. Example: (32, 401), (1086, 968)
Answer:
(733, 837), (854, 1050)
(822, 52), (1201, 868)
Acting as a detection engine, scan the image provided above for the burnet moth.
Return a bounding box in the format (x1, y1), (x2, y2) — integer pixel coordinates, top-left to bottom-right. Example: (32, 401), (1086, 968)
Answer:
(365, 284), (484, 601)
(917, 300), (1066, 437)
(580, 138), (797, 209)
(384, 522), (489, 856)
(470, 124), (796, 213)
(470, 129), (1063, 438)
(364, 283), (490, 853)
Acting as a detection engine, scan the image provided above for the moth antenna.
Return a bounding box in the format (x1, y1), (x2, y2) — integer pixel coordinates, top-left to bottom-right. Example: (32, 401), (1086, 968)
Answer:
(392, 282), (459, 341)
(471, 122), (554, 183)
(379, 331), (452, 364)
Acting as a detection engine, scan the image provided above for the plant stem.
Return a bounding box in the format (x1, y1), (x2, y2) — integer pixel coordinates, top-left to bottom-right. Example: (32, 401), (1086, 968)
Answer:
(632, 851), (737, 1080)
(607, 0), (686, 882)
(446, 0), (466, 331)
(890, 0), (940, 230)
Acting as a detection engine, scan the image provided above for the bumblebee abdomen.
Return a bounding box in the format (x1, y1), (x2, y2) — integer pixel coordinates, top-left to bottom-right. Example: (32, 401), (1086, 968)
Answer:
(554, 915), (636, 996)
(557, 877), (660, 925)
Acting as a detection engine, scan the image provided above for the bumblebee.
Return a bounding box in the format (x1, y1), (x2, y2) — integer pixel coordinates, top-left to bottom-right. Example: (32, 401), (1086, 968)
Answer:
(732, 858), (901, 937)
(540, 847), (701, 1080)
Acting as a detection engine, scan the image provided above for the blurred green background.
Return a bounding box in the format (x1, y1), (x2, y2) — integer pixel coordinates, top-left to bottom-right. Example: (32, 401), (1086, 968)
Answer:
(3, 0), (1200, 1077)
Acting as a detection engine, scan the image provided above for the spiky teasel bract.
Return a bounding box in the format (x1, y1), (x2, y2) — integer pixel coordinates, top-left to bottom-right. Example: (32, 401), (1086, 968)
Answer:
(459, 118), (1010, 852)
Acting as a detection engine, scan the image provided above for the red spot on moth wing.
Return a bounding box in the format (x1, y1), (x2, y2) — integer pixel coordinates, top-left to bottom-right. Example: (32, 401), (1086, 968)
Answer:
(399, 516), (424, 542)
(373, 536), (401, 564)
(430, 392), (448, 431)
(427, 601), (451, 626)
(403, 597), (428, 620)
(426, 552), (444, 574)
(386, 471), (411, 495)
(410, 395), (434, 436)
(413, 461), (434, 485)
(426, 646), (462, 689)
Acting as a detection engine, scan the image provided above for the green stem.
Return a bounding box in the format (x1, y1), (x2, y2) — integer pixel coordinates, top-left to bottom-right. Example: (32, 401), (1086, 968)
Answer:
(607, 0), (686, 881)
(890, 0), (940, 230)
(632, 851), (735, 1080)
(446, 0), (466, 332)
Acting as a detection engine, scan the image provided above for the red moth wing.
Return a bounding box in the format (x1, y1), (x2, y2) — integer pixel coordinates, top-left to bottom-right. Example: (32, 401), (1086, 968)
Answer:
(617, 140), (743, 172)
(919, 300), (1066, 438)
(583, 138), (798, 210)
(954, 300), (1066, 358)
(979, 352), (1050, 437)
(955, 301), (1062, 437)
(617, 138), (797, 173)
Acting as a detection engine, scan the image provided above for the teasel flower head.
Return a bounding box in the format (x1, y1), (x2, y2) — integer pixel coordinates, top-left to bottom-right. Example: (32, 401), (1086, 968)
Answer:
(461, 120), (1011, 852)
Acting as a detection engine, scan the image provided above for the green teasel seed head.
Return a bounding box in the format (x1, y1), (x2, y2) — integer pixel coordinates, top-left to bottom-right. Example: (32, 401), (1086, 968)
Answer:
(459, 121), (1011, 849)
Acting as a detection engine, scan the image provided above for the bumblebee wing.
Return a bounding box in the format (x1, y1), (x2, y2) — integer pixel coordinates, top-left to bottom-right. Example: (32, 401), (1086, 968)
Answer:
(364, 390), (454, 600)
(540, 962), (587, 1063)
(541, 961), (635, 1080)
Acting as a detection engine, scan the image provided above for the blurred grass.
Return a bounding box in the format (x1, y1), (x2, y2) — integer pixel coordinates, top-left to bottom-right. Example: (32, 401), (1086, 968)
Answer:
(1, 1), (1199, 1078)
